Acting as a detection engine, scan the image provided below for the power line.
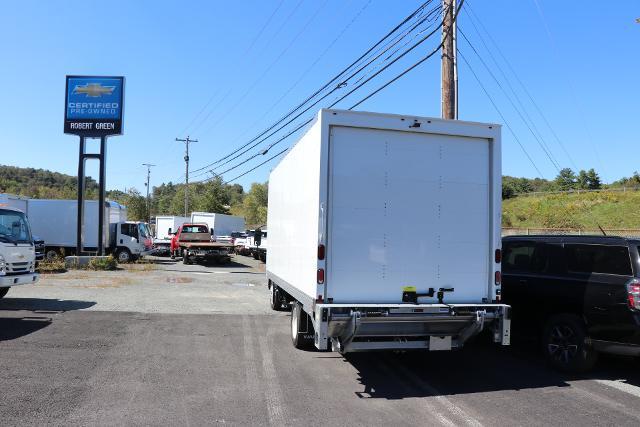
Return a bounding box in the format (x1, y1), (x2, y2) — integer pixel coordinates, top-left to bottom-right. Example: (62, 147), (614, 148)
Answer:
(464, 1), (578, 170)
(188, 1), (438, 177)
(458, 49), (544, 178)
(211, 0), (373, 159)
(225, 147), (290, 184)
(197, 2), (448, 179)
(190, 4), (444, 181)
(209, 1), (464, 184)
(458, 27), (561, 173)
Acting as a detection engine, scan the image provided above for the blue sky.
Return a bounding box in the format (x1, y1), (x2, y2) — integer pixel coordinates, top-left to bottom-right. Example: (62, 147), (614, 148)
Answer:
(0, 0), (638, 192)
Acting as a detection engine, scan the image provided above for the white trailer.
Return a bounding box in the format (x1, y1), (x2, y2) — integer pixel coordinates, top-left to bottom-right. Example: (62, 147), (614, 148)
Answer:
(189, 212), (245, 240)
(154, 215), (189, 254)
(27, 199), (153, 262)
(267, 109), (510, 352)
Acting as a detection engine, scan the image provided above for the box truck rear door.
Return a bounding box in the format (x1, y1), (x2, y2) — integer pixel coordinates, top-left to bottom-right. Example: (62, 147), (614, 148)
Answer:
(327, 126), (491, 304)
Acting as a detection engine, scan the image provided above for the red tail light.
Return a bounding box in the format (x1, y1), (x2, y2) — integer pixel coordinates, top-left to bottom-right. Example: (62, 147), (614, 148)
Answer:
(318, 244), (325, 260)
(627, 279), (640, 310)
(495, 249), (502, 263)
(495, 271), (501, 285)
(317, 268), (325, 284)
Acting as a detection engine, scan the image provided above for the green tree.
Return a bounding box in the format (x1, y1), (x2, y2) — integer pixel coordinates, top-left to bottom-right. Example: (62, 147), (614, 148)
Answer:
(554, 168), (577, 191)
(242, 182), (268, 226)
(585, 168), (601, 190)
(577, 170), (590, 190)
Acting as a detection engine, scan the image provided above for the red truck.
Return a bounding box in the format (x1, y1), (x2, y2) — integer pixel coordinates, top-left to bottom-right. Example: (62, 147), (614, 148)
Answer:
(170, 223), (234, 265)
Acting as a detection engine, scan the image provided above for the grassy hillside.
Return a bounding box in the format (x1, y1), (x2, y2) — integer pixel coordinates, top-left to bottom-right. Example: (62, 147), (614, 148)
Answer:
(0, 164), (98, 199)
(503, 190), (640, 230)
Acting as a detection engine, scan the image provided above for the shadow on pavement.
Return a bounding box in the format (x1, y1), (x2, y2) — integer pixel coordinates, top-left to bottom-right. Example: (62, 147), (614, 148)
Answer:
(0, 317), (51, 341)
(0, 298), (96, 312)
(345, 341), (640, 399)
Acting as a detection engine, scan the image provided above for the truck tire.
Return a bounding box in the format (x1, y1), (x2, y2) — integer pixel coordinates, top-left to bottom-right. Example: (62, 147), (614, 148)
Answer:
(291, 302), (315, 350)
(46, 249), (61, 260)
(543, 314), (597, 373)
(183, 254), (191, 265)
(0, 288), (9, 299)
(253, 252), (259, 260)
(259, 252), (266, 262)
(270, 285), (286, 311)
(116, 248), (132, 263)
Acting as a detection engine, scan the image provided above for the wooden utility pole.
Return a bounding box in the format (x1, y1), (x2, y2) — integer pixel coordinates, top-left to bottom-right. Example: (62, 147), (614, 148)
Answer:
(176, 136), (197, 216)
(142, 163), (155, 223)
(441, 0), (457, 120)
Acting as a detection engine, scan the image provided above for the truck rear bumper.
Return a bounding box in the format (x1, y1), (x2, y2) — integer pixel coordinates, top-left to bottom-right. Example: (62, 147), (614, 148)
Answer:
(312, 303), (511, 353)
(0, 273), (39, 287)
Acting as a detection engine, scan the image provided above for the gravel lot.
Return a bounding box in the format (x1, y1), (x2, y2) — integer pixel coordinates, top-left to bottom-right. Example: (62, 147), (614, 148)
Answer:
(2, 254), (640, 426)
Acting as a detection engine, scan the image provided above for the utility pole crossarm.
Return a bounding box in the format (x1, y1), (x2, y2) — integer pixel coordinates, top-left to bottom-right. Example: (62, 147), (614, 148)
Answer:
(176, 136), (198, 216)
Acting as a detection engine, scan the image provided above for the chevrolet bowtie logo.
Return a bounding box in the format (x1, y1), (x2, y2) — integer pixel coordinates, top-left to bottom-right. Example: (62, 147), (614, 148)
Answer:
(73, 82), (115, 97)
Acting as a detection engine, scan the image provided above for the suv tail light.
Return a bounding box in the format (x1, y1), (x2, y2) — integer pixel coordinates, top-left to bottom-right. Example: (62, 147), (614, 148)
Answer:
(627, 278), (640, 310)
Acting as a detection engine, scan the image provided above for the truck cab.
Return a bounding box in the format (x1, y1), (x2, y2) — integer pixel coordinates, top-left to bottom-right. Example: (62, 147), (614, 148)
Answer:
(0, 206), (39, 298)
(112, 221), (154, 263)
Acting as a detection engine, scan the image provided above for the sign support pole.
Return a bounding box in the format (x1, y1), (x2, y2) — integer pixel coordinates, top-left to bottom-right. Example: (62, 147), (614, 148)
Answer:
(76, 136), (86, 256)
(98, 136), (107, 256)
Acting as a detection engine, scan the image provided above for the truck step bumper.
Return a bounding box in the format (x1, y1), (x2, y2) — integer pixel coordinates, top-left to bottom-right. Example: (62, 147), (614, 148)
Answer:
(314, 303), (510, 353)
(0, 273), (39, 287)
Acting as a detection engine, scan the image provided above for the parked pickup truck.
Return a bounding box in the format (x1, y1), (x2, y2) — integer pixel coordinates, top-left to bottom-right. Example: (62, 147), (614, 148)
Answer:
(170, 223), (234, 265)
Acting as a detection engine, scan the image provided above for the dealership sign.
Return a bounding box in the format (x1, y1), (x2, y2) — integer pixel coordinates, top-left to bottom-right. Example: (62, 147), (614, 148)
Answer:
(64, 75), (125, 136)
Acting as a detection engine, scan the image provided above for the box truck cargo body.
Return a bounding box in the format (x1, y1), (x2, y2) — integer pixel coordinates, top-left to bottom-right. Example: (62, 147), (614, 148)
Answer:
(267, 109), (510, 353)
(189, 212), (245, 239)
(27, 199), (152, 262)
(154, 215), (189, 254)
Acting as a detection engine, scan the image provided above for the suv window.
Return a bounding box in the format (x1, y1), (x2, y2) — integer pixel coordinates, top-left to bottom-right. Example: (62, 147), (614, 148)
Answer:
(503, 242), (563, 274)
(565, 244), (631, 276)
(503, 242), (535, 272)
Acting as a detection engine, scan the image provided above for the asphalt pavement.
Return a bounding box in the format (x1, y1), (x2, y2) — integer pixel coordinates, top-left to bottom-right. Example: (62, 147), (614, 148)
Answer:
(2, 255), (640, 426)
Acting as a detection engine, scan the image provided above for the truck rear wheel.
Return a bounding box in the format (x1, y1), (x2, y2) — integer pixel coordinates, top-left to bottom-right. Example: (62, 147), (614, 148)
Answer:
(183, 254), (191, 265)
(253, 252), (259, 260)
(543, 314), (597, 373)
(291, 302), (315, 349)
(0, 288), (9, 299)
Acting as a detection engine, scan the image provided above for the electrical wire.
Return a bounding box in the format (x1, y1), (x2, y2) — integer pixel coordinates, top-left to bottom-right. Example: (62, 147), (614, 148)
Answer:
(188, 0), (437, 177)
(458, 49), (544, 178)
(458, 27), (561, 173)
(198, 2), (449, 179)
(464, 0), (578, 170)
(209, 1), (465, 184)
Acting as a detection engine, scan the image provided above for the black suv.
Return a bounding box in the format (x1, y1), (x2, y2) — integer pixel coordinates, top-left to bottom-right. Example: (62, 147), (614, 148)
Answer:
(502, 235), (640, 372)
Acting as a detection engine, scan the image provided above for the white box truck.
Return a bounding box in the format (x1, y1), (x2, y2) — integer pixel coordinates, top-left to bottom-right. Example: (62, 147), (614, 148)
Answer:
(267, 109), (510, 353)
(27, 199), (153, 263)
(189, 212), (245, 240)
(154, 215), (189, 255)
(0, 194), (39, 298)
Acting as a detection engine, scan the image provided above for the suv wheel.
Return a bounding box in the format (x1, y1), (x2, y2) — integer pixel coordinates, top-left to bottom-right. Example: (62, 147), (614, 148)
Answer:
(543, 314), (597, 373)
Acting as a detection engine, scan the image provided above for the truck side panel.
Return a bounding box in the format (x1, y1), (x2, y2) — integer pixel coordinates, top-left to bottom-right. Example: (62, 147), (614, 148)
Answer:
(267, 120), (322, 303)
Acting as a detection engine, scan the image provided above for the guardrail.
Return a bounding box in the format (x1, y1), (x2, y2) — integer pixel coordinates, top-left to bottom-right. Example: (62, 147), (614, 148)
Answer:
(502, 227), (640, 238)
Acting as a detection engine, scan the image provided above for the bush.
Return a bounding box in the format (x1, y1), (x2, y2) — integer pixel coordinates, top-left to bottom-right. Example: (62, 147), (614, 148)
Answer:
(87, 256), (118, 271)
(37, 258), (67, 274)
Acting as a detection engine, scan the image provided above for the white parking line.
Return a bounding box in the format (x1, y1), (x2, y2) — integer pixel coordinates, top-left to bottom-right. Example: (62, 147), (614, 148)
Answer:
(596, 379), (640, 399)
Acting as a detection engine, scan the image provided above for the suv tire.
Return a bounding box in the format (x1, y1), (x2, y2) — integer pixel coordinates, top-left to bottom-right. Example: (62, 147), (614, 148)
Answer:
(543, 314), (597, 373)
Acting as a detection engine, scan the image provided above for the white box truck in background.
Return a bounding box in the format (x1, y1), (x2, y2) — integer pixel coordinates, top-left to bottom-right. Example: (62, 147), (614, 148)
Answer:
(154, 215), (189, 254)
(189, 212), (245, 240)
(27, 199), (153, 263)
(0, 194), (39, 298)
(267, 109), (510, 352)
